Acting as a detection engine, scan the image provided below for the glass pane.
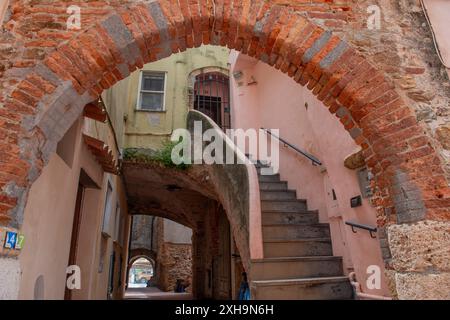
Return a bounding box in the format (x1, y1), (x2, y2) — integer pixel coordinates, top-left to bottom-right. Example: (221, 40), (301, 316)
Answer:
(142, 73), (165, 91)
(140, 92), (163, 111)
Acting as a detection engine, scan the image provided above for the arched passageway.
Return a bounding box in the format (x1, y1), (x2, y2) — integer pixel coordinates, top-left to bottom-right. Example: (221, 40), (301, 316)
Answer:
(128, 257), (154, 288)
(0, 0), (449, 299)
(122, 161), (235, 299)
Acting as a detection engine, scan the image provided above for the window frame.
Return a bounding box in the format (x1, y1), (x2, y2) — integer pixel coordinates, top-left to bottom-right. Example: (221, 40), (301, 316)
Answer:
(101, 181), (114, 237)
(113, 202), (121, 243)
(136, 71), (167, 112)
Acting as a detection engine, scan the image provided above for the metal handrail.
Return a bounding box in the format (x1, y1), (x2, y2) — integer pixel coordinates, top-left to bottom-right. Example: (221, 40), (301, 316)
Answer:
(261, 128), (322, 166)
(345, 221), (377, 238)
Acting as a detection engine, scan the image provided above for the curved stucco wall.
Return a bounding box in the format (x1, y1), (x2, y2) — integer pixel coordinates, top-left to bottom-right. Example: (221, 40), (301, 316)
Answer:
(187, 110), (263, 275)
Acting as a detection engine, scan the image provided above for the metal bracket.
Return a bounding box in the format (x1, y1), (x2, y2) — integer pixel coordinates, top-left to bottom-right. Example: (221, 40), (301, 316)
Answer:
(346, 221), (377, 239)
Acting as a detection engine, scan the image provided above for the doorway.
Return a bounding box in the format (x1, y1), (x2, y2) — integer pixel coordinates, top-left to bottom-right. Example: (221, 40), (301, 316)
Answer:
(64, 169), (100, 300)
(65, 183), (84, 300)
(128, 257), (155, 288)
(194, 72), (231, 130)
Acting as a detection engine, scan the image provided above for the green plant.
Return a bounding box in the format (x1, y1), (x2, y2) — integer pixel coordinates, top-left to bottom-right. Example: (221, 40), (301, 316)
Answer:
(153, 140), (190, 170)
(123, 140), (190, 170)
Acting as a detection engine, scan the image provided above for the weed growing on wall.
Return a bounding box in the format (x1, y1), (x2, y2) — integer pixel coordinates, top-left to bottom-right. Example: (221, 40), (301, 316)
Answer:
(123, 140), (191, 170)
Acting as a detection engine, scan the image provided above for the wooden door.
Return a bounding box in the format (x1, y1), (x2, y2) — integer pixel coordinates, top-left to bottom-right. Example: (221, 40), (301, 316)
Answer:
(65, 183), (85, 300)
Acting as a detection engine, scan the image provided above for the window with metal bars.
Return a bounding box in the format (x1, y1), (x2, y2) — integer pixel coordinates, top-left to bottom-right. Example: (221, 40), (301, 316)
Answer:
(194, 72), (231, 130)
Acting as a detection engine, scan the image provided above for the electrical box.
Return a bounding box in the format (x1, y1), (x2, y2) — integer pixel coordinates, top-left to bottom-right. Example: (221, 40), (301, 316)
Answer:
(351, 195), (362, 208)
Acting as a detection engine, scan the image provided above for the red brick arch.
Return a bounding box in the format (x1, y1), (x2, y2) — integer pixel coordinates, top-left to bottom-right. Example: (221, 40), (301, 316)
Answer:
(0, 1), (448, 255)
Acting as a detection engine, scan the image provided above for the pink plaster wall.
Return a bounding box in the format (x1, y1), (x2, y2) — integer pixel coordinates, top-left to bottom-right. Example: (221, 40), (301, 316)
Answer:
(18, 117), (130, 300)
(230, 51), (390, 296)
(421, 0), (450, 90)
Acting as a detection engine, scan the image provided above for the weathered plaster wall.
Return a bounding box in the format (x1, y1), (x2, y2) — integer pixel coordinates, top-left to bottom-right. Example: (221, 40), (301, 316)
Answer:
(70, 186), (103, 300)
(18, 119), (98, 299)
(230, 51), (390, 296)
(0, 257), (20, 299)
(163, 218), (192, 244)
(103, 45), (230, 150)
(271, 0), (450, 175)
(17, 115), (129, 300)
(231, 51), (329, 219)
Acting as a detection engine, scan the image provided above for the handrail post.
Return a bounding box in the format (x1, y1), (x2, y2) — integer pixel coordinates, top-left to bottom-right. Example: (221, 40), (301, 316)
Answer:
(345, 221), (378, 238)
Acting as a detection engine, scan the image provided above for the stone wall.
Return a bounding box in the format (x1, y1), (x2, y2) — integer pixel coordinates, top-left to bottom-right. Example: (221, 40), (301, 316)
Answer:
(317, 0), (450, 177)
(157, 242), (192, 292)
(154, 217), (193, 293)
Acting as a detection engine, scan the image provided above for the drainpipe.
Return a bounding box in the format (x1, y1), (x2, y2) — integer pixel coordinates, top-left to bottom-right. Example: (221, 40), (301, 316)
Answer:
(348, 272), (393, 300)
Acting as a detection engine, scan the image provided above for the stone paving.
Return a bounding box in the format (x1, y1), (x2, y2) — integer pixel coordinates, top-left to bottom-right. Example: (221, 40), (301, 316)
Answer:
(124, 286), (192, 300)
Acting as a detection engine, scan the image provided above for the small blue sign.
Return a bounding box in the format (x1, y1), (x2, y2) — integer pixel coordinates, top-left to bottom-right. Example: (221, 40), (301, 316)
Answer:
(4, 231), (17, 249)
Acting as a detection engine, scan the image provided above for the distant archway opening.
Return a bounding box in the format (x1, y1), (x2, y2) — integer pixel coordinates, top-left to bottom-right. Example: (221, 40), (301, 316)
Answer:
(128, 257), (155, 288)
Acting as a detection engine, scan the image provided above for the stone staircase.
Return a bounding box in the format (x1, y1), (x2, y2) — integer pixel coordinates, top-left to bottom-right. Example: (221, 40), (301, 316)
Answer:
(251, 165), (353, 300)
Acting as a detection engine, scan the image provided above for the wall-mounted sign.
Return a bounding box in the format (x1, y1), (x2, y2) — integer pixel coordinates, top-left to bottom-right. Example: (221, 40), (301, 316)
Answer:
(4, 231), (17, 249)
(351, 195), (362, 208)
(15, 234), (25, 250)
(0, 228), (23, 257)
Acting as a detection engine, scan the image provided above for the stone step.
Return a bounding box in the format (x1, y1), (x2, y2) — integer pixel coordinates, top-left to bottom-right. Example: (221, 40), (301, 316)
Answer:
(263, 238), (333, 257)
(262, 211), (319, 225)
(256, 167), (277, 175)
(258, 174), (281, 183)
(251, 276), (353, 300)
(251, 256), (344, 281)
(255, 162), (270, 168)
(262, 224), (330, 240)
(261, 200), (307, 212)
(259, 181), (288, 191)
(260, 190), (297, 201)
